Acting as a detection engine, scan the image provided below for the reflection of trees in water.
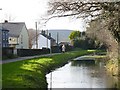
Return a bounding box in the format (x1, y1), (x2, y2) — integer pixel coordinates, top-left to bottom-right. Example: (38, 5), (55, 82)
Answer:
(71, 60), (96, 67)
(71, 60), (119, 88)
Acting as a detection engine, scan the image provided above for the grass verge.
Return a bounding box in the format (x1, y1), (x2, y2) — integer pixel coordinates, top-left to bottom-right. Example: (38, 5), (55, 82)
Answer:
(2, 50), (95, 89)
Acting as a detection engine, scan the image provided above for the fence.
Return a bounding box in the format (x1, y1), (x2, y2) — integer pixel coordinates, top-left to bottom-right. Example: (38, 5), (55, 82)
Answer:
(2, 45), (73, 58)
(17, 48), (50, 57)
(2, 47), (50, 57)
(51, 46), (60, 53)
(2, 47), (14, 59)
(51, 45), (73, 53)
(17, 45), (73, 57)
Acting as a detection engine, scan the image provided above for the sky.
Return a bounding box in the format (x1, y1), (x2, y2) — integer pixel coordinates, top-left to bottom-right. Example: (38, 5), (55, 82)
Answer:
(0, 0), (86, 31)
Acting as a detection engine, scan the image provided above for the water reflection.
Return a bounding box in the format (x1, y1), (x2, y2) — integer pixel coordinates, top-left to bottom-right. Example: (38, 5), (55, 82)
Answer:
(71, 60), (95, 67)
(46, 57), (118, 89)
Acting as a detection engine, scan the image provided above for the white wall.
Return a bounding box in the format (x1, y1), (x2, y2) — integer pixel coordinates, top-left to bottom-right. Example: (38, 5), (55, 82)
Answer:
(32, 43), (36, 49)
(32, 34), (51, 49)
(38, 34), (51, 49)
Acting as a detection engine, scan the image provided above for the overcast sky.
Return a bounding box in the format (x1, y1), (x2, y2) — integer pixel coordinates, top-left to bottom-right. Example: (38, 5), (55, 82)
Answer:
(0, 0), (86, 31)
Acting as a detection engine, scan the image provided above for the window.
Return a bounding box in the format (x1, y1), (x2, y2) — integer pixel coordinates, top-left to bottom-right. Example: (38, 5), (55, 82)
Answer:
(3, 38), (5, 41)
(9, 38), (12, 41)
(2, 44), (5, 47)
(13, 38), (15, 41)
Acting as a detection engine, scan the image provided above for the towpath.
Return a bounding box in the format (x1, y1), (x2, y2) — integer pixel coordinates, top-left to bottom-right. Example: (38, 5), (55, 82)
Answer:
(1, 53), (60, 64)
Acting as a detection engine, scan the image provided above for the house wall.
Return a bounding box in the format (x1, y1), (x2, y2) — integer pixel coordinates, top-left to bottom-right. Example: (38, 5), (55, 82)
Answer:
(38, 35), (51, 49)
(51, 39), (56, 46)
(16, 25), (29, 49)
(32, 42), (36, 49)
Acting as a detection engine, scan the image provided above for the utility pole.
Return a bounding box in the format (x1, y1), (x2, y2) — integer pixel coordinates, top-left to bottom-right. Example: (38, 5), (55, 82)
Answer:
(46, 29), (48, 49)
(57, 32), (59, 45)
(35, 22), (38, 49)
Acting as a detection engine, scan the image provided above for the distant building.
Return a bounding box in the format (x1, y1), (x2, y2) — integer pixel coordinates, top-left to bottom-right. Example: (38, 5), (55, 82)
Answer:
(0, 27), (9, 47)
(0, 21), (29, 49)
(28, 29), (73, 48)
(32, 30), (56, 49)
(59, 42), (71, 46)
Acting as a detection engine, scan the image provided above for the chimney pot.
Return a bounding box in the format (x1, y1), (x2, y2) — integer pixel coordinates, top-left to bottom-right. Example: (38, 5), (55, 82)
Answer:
(5, 20), (8, 23)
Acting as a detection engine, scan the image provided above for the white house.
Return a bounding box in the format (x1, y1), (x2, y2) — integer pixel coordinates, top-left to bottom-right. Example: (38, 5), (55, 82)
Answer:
(0, 21), (29, 49)
(32, 31), (56, 49)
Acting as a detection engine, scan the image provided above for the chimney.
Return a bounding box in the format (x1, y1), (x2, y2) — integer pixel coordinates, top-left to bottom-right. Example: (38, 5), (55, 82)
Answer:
(4, 20), (8, 23)
(49, 33), (51, 37)
(41, 30), (45, 35)
(43, 31), (45, 34)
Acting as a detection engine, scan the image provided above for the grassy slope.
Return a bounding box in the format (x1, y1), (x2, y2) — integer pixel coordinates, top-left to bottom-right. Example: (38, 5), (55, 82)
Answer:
(2, 50), (95, 88)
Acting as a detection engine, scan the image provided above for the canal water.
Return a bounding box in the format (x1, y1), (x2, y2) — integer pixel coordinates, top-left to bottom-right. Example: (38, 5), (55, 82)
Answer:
(46, 56), (118, 88)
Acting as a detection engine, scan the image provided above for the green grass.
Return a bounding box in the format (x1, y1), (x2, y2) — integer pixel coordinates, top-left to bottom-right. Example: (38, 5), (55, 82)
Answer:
(2, 50), (95, 88)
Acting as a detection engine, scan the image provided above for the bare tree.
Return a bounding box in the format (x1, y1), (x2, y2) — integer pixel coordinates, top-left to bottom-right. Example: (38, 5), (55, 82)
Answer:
(86, 18), (118, 60)
(47, 0), (120, 40)
(47, 0), (120, 75)
(48, 1), (119, 18)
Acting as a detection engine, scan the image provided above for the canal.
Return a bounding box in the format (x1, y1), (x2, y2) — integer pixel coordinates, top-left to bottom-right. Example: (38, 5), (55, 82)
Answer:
(46, 56), (118, 88)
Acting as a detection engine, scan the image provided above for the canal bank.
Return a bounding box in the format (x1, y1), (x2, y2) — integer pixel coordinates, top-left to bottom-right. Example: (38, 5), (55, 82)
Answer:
(2, 49), (94, 88)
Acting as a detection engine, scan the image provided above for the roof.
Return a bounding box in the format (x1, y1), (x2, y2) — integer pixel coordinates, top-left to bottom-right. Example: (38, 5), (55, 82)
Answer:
(0, 27), (9, 31)
(32, 33), (56, 44)
(0, 22), (26, 37)
(41, 33), (55, 41)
